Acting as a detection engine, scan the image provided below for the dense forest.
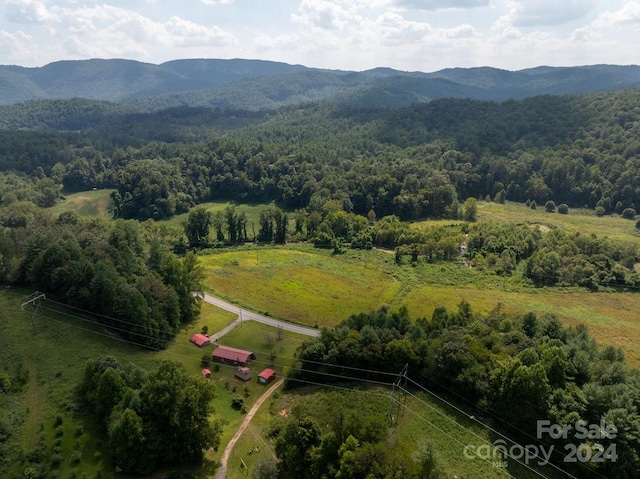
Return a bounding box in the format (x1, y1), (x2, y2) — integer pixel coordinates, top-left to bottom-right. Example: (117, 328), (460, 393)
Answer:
(282, 303), (640, 478)
(1, 91), (640, 221)
(2, 86), (640, 477)
(1, 89), (640, 342)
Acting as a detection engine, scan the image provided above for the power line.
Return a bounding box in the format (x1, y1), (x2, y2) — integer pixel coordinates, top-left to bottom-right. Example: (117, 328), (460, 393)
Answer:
(398, 384), (574, 479)
(32, 295), (403, 378)
(21, 300), (580, 479)
(405, 366), (608, 479)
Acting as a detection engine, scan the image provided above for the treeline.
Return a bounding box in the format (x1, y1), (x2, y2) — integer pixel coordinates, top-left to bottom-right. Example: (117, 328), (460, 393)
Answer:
(466, 222), (640, 290)
(78, 357), (221, 474)
(1, 90), (640, 223)
(286, 303), (640, 478)
(0, 204), (201, 348)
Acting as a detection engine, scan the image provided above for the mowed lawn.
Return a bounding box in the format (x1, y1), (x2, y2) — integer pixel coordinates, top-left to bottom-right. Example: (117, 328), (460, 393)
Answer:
(200, 246), (403, 327)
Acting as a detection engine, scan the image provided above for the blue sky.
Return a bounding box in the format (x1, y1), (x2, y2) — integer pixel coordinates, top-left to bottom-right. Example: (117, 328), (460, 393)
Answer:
(0, 0), (638, 71)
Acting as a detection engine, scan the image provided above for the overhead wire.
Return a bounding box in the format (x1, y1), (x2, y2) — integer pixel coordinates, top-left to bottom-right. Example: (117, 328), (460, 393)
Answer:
(405, 366), (609, 479)
(397, 383), (577, 479)
(11, 289), (619, 478)
(29, 300), (522, 478)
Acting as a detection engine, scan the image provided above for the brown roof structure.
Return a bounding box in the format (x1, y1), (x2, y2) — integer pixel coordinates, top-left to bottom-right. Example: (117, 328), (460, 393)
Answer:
(211, 345), (255, 366)
(190, 333), (210, 347)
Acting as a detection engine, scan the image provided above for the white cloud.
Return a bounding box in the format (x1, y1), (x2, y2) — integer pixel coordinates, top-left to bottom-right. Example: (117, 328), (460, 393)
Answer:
(569, 26), (601, 43)
(505, 0), (594, 27)
(292, 0), (363, 31)
(392, 0), (490, 10)
(5, 0), (60, 24)
(2, 2), (238, 64)
(489, 15), (522, 40)
(201, 0), (235, 4)
(0, 29), (34, 62)
(375, 12), (432, 43)
(594, 0), (640, 27)
(444, 23), (478, 39)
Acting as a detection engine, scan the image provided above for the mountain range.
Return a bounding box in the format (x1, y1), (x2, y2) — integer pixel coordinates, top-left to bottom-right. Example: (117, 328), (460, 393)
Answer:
(1, 58), (639, 111)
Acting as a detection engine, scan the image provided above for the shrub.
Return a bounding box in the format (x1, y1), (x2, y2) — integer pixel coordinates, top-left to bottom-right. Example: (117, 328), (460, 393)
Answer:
(231, 395), (244, 410)
(69, 451), (82, 466)
(622, 208), (636, 220)
(530, 200), (537, 210)
(545, 200), (556, 213)
(557, 204), (569, 214)
(50, 453), (63, 468)
(595, 206), (605, 217)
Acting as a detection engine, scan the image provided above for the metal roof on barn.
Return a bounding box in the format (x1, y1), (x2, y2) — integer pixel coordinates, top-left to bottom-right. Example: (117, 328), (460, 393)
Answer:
(211, 345), (255, 365)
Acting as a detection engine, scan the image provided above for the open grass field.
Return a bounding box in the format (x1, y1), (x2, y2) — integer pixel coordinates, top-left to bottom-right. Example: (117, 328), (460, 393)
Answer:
(200, 243), (640, 367)
(50, 189), (115, 218)
(0, 290), (307, 479)
(412, 200), (640, 244)
(200, 245), (404, 328)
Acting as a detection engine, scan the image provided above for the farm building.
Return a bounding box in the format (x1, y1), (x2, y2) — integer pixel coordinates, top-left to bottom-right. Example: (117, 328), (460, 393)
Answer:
(258, 368), (277, 385)
(211, 345), (255, 366)
(234, 366), (251, 381)
(190, 333), (210, 347)
(201, 368), (211, 378)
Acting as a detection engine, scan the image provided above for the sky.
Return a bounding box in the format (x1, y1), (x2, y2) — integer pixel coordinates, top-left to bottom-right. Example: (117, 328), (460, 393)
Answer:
(0, 0), (639, 72)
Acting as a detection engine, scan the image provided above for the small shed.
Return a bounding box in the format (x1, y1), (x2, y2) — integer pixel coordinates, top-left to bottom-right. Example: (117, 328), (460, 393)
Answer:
(201, 368), (211, 378)
(211, 345), (255, 366)
(234, 366), (251, 381)
(258, 368), (277, 385)
(190, 333), (210, 347)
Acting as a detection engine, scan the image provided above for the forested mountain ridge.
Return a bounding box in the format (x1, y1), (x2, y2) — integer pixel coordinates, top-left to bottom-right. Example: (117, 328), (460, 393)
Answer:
(1, 89), (640, 219)
(1, 58), (639, 109)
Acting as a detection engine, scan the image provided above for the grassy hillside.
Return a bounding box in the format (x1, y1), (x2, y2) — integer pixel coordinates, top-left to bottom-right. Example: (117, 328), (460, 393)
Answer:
(225, 384), (568, 479)
(50, 189), (115, 218)
(0, 289), (306, 478)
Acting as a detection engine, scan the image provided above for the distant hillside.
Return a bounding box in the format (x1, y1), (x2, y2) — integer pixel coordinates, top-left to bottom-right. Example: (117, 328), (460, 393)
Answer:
(0, 58), (639, 111)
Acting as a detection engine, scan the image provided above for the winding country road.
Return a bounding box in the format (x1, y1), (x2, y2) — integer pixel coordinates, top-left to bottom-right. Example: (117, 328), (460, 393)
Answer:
(199, 292), (321, 337)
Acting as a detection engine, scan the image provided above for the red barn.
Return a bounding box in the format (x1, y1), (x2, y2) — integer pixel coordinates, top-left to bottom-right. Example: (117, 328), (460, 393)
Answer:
(211, 345), (255, 366)
(258, 368), (277, 385)
(190, 333), (210, 347)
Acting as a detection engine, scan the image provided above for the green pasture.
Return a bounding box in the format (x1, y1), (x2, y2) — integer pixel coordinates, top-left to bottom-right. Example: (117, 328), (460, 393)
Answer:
(225, 385), (566, 479)
(200, 244), (640, 367)
(200, 245), (403, 327)
(480, 201), (639, 243)
(0, 290), (307, 479)
(411, 200), (640, 244)
(50, 189), (115, 218)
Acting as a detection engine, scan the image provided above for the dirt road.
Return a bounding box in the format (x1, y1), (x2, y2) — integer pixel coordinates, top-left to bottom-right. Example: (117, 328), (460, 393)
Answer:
(214, 378), (284, 479)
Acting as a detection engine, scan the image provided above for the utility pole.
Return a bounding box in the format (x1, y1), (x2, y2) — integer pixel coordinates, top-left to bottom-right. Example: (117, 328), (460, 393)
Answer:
(22, 291), (46, 333)
(388, 363), (409, 426)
